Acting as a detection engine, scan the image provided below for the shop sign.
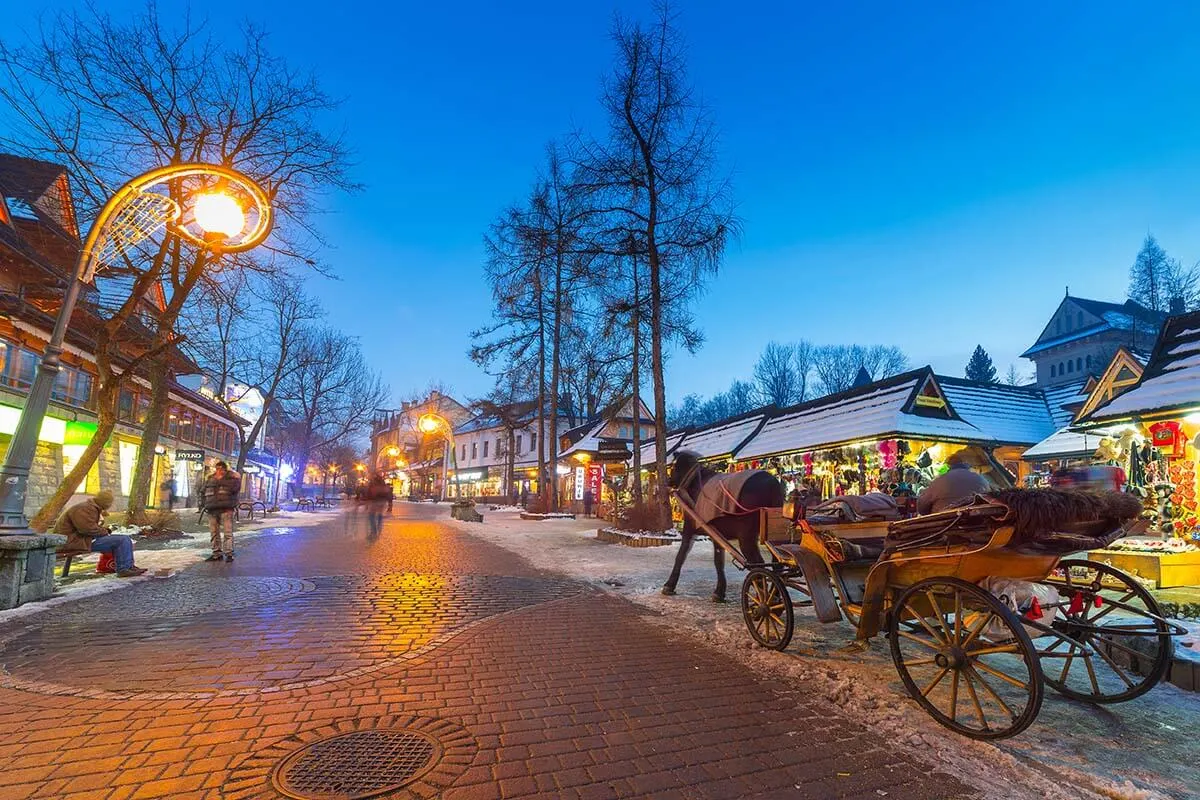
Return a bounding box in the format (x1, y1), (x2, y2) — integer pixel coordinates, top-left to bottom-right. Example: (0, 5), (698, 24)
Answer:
(574, 466), (586, 500)
(587, 465), (603, 498)
(242, 464), (262, 474)
(451, 468), (487, 482)
(598, 439), (626, 452)
(176, 449), (205, 462)
(596, 438), (632, 462)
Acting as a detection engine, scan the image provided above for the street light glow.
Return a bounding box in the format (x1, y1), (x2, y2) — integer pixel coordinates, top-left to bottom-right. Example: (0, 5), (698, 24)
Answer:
(193, 191), (245, 237)
(418, 413), (444, 434)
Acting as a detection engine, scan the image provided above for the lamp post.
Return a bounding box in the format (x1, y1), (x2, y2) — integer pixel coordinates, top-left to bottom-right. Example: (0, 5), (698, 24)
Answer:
(418, 412), (457, 502)
(0, 163), (272, 532)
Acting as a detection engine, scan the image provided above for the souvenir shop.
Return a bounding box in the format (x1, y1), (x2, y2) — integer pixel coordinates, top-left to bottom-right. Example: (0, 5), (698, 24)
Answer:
(1070, 312), (1200, 587)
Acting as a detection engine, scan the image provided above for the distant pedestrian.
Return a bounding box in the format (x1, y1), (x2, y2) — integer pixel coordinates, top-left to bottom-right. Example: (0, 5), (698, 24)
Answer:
(159, 473), (177, 511)
(202, 461), (241, 562)
(386, 482), (394, 513)
(365, 473), (389, 537)
(53, 490), (146, 577)
(583, 488), (594, 518)
(520, 486), (529, 508)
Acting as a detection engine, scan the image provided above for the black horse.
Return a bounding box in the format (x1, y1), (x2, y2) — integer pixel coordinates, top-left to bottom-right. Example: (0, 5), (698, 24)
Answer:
(662, 451), (785, 602)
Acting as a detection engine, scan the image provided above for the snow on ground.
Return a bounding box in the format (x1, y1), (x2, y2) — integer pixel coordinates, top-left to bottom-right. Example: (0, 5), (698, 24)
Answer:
(0, 507), (348, 625)
(448, 509), (1198, 800)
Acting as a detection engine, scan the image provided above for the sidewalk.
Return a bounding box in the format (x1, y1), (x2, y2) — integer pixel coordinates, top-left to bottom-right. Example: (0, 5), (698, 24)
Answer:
(445, 508), (1200, 800)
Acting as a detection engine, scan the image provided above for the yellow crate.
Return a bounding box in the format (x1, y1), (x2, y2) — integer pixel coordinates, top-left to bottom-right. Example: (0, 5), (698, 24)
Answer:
(1087, 548), (1200, 589)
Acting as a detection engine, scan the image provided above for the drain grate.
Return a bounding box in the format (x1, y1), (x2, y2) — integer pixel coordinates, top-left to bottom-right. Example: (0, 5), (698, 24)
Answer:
(270, 729), (443, 800)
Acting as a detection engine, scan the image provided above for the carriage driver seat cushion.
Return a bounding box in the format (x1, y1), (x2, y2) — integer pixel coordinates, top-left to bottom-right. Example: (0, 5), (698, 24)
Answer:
(837, 537), (885, 561)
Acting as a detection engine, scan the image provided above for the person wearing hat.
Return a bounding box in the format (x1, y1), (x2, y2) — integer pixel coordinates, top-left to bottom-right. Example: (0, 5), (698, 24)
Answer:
(202, 460), (241, 562)
(53, 490), (147, 577)
(916, 451), (990, 515)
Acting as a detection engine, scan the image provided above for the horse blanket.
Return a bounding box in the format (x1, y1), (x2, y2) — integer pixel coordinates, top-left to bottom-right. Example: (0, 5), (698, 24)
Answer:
(692, 470), (762, 524)
(811, 492), (900, 523)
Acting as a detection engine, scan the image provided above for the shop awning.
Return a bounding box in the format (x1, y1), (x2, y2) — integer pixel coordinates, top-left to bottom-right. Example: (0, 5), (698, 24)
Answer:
(1021, 427), (1123, 462)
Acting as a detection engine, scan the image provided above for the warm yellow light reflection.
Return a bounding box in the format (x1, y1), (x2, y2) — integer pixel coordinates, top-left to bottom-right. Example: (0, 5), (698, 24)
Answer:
(193, 192), (245, 237)
(418, 413), (445, 434)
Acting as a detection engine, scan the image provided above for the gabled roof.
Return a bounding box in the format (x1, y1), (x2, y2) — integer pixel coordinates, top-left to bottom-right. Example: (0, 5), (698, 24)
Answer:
(1041, 380), (1089, 428)
(1022, 296), (1165, 358)
(640, 431), (688, 464)
(938, 377), (1056, 446)
(1079, 311), (1200, 425)
(1073, 346), (1147, 423)
(736, 368), (987, 460)
(557, 419), (608, 459)
(673, 411), (772, 461)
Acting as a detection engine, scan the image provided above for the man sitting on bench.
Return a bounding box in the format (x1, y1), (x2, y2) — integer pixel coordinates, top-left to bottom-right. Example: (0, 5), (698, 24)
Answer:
(54, 490), (147, 577)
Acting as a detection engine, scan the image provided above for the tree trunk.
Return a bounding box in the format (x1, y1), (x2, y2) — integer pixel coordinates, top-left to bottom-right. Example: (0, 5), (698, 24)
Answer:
(29, 399), (118, 531)
(125, 356), (171, 522)
(630, 253), (643, 503)
(648, 241), (669, 528)
(536, 277), (548, 508)
(548, 258), (563, 513)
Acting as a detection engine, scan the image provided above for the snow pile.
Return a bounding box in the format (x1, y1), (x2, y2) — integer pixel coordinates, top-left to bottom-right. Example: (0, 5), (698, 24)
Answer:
(448, 510), (1193, 800)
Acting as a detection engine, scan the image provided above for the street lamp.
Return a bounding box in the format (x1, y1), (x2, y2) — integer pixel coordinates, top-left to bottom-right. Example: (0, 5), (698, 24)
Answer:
(0, 163), (272, 532)
(417, 412), (458, 502)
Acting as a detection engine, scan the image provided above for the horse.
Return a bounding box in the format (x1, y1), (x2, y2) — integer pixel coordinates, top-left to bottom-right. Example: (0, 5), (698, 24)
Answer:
(662, 450), (785, 602)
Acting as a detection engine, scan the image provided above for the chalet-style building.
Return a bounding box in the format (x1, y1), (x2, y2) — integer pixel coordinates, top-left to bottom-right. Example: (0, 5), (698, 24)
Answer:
(0, 153), (243, 512)
(1022, 294), (1163, 387)
(370, 390), (471, 498)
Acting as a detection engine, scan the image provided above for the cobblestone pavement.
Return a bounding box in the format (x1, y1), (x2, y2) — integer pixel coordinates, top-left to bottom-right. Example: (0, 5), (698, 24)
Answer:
(0, 505), (973, 799)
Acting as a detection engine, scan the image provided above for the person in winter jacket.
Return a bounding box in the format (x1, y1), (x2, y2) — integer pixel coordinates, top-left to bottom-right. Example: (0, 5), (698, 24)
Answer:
(916, 452), (989, 515)
(202, 461), (241, 562)
(53, 490), (146, 577)
(365, 473), (389, 537)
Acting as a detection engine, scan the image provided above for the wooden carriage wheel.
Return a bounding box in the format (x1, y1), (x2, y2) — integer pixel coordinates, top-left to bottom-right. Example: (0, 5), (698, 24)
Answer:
(889, 577), (1043, 740)
(741, 568), (794, 651)
(1038, 559), (1176, 704)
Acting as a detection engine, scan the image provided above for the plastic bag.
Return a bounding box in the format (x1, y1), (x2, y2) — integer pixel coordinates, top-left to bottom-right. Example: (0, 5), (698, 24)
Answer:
(976, 577), (1061, 640)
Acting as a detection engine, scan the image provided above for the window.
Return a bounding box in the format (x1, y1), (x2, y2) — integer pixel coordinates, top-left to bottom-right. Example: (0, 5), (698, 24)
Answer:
(496, 438), (502, 456)
(118, 440), (139, 496)
(13, 348), (39, 389)
(531, 433), (537, 452)
(205, 422), (216, 448)
(471, 442), (477, 459)
(483, 440), (489, 458)
(1058, 361), (1065, 376)
(135, 394), (150, 425)
(71, 372), (93, 406)
(179, 410), (194, 442)
(1050, 364), (1056, 377)
(1076, 357), (1083, 372)
(1067, 360), (1074, 374)
(167, 406), (179, 438)
(118, 389), (136, 421)
(515, 435), (523, 454)
(461, 444), (467, 460)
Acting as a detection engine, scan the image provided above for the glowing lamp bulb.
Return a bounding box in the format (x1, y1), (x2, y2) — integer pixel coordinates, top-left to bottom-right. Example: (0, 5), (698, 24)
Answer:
(419, 415), (441, 434)
(193, 192), (245, 237)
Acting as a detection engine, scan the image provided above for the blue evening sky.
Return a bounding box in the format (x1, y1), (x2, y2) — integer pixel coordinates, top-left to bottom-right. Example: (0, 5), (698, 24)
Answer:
(9, 2), (1200, 406)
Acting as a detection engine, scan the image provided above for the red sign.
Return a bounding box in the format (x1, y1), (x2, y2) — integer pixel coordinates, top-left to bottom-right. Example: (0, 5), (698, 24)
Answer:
(587, 465), (603, 498)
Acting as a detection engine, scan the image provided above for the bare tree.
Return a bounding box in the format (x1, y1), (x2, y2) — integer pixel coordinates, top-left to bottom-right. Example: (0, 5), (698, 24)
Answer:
(0, 4), (355, 524)
(812, 344), (908, 396)
(472, 146), (589, 510)
(279, 328), (389, 485)
(753, 341), (806, 407)
(1003, 364), (1025, 386)
(575, 3), (736, 519)
(180, 270), (320, 472)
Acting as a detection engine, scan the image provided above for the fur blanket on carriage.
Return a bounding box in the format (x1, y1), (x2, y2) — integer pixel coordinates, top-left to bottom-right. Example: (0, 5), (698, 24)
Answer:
(886, 488), (1145, 554)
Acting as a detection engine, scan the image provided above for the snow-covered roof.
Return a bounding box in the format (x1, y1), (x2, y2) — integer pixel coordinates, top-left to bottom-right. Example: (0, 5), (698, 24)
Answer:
(1081, 314), (1200, 424)
(1021, 427), (1124, 461)
(939, 378), (1056, 445)
(640, 431), (686, 464)
(737, 372), (989, 460)
(557, 420), (607, 459)
(1041, 380), (1089, 428)
(676, 413), (768, 460)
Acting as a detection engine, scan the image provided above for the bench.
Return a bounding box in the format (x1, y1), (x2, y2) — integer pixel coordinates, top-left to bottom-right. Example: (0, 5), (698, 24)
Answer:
(293, 497), (315, 511)
(55, 549), (114, 577)
(236, 500), (268, 521)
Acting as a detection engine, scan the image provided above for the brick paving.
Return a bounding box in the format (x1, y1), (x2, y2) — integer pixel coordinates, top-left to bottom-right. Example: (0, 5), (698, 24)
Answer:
(0, 504), (974, 799)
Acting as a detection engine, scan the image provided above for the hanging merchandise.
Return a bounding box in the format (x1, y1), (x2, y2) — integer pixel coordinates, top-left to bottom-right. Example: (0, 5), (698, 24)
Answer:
(1149, 421), (1185, 458)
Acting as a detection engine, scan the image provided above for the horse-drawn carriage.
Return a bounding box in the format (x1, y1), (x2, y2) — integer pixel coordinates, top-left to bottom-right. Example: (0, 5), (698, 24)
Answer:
(670, 456), (1186, 739)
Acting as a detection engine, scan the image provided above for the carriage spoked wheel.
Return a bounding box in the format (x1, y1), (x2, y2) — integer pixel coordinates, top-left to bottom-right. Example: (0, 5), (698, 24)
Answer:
(742, 568), (794, 651)
(889, 577), (1043, 740)
(1037, 559), (1176, 704)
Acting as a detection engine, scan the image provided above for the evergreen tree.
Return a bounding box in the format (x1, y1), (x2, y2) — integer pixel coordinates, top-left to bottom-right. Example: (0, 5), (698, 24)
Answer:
(965, 345), (998, 383)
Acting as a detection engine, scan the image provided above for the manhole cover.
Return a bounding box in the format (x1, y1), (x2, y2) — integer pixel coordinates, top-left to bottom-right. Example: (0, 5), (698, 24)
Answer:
(270, 729), (443, 799)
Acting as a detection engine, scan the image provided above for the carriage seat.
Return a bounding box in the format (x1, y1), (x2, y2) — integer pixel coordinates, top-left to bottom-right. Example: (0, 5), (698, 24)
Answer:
(773, 536), (885, 565)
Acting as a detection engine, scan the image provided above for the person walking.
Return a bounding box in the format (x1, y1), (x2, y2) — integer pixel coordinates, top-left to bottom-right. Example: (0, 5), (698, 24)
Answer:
(202, 461), (241, 562)
(53, 490), (147, 577)
(159, 472), (177, 511)
(583, 488), (594, 518)
(365, 473), (389, 537)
